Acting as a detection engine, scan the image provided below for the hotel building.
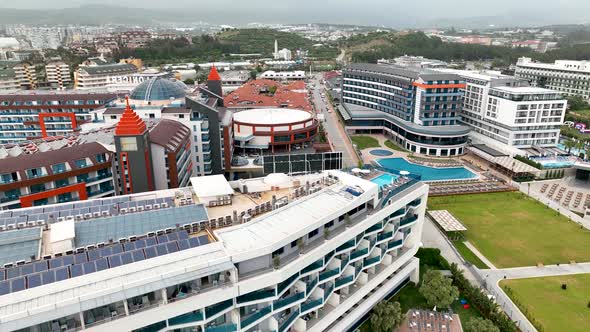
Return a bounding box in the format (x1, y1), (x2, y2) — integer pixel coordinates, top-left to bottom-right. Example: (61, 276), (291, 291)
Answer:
(340, 63), (470, 157)
(45, 62), (72, 89)
(74, 63), (138, 90)
(0, 170), (427, 332)
(0, 91), (117, 144)
(515, 57), (590, 100)
(436, 69), (567, 154)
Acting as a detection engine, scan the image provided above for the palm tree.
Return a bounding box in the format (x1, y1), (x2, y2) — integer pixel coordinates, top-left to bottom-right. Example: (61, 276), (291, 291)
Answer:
(585, 148), (590, 161)
(575, 139), (586, 157)
(370, 301), (404, 332)
(564, 139), (576, 154)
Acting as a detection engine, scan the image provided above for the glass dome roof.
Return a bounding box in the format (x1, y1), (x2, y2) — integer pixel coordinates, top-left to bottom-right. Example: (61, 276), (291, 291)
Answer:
(129, 77), (186, 102)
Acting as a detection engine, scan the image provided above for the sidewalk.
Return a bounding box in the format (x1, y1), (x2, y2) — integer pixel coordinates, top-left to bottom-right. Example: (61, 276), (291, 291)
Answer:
(463, 241), (497, 269)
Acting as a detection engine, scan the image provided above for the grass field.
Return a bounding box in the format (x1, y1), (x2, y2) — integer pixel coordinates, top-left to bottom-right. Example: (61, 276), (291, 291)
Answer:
(384, 140), (406, 152)
(351, 135), (380, 150)
(428, 192), (590, 268)
(500, 274), (590, 332)
(453, 241), (490, 269)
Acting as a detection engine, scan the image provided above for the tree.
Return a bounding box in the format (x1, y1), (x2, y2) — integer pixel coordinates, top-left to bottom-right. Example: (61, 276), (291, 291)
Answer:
(268, 86), (277, 94)
(566, 95), (589, 111)
(344, 214), (352, 228)
(369, 301), (404, 332)
(419, 270), (459, 309)
(564, 139), (576, 154)
(464, 317), (500, 332)
(323, 227), (330, 240)
(272, 255), (280, 269)
(297, 238), (305, 254)
(249, 70), (257, 80)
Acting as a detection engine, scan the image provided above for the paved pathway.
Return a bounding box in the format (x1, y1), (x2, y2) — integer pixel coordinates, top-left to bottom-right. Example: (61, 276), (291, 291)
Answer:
(463, 241), (497, 269)
(478, 263), (590, 332)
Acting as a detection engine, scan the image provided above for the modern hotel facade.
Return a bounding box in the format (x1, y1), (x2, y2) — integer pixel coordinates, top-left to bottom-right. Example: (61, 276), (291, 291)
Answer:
(515, 57), (590, 100)
(341, 64), (470, 157)
(0, 171), (427, 332)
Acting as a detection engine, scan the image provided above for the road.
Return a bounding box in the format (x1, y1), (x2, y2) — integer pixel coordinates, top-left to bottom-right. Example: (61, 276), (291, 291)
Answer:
(480, 263), (590, 332)
(309, 74), (358, 168)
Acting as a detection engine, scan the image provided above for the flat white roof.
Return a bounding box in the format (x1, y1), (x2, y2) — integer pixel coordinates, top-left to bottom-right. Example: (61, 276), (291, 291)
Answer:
(191, 175), (234, 198)
(49, 219), (75, 243)
(233, 108), (312, 125)
(428, 210), (467, 232)
(492, 86), (559, 94)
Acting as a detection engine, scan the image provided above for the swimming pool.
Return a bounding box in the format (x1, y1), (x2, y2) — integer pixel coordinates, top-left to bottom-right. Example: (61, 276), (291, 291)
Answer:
(369, 149), (394, 156)
(534, 159), (574, 168)
(371, 173), (400, 187)
(377, 158), (477, 181)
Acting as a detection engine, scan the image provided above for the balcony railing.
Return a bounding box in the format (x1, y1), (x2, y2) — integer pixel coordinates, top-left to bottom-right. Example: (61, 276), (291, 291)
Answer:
(168, 310), (204, 326)
(377, 231), (394, 243)
(388, 239), (403, 250)
(335, 275), (354, 288)
(301, 298), (323, 313)
(279, 309), (300, 332)
(79, 173), (112, 184)
(324, 250), (335, 265)
(237, 289), (275, 304)
(408, 198), (422, 207)
(340, 255), (350, 270)
(241, 304), (271, 327)
(350, 248), (369, 261)
(205, 299), (233, 319)
(318, 268), (339, 282)
(335, 239), (355, 253)
(205, 323), (237, 332)
(273, 292), (304, 311)
(277, 272), (300, 294)
(400, 215), (418, 227)
(323, 283), (334, 301)
(306, 277), (318, 296)
(365, 222), (383, 234)
(301, 259), (323, 274)
(363, 256), (380, 268)
(0, 195), (19, 203)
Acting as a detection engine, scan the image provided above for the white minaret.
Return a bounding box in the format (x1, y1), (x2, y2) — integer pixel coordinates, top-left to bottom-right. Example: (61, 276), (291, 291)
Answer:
(274, 39), (278, 59)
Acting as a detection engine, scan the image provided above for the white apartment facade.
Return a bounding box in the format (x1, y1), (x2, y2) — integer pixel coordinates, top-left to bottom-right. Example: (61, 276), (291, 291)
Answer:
(13, 63), (37, 89)
(74, 64), (138, 90)
(0, 170), (427, 332)
(515, 57), (590, 100)
(45, 62), (71, 89)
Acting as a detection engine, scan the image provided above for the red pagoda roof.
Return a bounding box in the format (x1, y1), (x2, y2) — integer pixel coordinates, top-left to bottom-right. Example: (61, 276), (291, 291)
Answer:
(115, 96), (147, 136)
(208, 66), (221, 81)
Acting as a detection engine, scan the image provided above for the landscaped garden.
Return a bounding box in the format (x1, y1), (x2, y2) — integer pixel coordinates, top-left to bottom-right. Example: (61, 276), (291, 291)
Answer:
(428, 192), (590, 268)
(500, 274), (590, 332)
(351, 135), (381, 150)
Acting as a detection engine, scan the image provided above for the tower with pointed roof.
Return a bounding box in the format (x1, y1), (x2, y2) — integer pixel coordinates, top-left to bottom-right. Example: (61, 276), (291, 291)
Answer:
(206, 65), (223, 98)
(114, 97), (155, 194)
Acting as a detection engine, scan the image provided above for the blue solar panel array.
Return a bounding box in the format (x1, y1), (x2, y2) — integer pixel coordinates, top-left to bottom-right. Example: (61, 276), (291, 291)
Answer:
(0, 231), (210, 296)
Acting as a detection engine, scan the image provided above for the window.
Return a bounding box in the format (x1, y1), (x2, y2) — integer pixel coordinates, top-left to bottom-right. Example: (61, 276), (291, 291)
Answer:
(325, 221), (334, 228)
(74, 159), (88, 168)
(96, 153), (107, 163)
(26, 168), (43, 179)
(308, 229), (319, 239)
(291, 240), (297, 248)
(120, 137), (138, 151)
(272, 247), (284, 257)
(51, 163), (67, 174)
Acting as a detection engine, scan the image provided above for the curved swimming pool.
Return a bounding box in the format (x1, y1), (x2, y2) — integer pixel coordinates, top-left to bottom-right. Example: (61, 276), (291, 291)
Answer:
(377, 158), (476, 181)
(369, 149), (394, 156)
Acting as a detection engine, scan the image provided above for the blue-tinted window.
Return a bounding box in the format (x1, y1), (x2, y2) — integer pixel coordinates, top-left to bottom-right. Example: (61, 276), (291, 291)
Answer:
(51, 163), (67, 174)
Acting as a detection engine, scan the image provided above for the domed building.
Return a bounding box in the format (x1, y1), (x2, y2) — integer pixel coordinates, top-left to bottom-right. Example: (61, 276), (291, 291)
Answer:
(128, 77), (187, 105)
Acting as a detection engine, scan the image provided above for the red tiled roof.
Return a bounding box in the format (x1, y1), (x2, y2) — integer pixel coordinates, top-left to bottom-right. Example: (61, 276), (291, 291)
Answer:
(115, 96), (147, 136)
(208, 66), (221, 81)
(223, 79), (312, 111)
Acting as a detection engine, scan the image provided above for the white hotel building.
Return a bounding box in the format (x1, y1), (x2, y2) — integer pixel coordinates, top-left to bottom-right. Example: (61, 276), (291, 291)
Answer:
(515, 57), (590, 100)
(435, 69), (567, 154)
(0, 170), (427, 332)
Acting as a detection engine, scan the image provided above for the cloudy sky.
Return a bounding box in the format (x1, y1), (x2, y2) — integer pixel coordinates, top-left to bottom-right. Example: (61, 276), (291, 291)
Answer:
(0, 0), (588, 27)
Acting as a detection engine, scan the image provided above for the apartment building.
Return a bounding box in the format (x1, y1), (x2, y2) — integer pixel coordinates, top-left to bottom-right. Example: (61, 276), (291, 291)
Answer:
(0, 170), (427, 332)
(0, 91), (117, 144)
(0, 68), (20, 91)
(45, 62), (71, 89)
(341, 63), (470, 157)
(74, 63), (138, 90)
(515, 57), (590, 100)
(13, 63), (37, 89)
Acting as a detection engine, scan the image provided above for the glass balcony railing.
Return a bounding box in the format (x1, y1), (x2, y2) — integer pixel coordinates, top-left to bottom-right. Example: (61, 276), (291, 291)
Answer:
(408, 199), (422, 207)
(205, 323), (237, 332)
(388, 239), (403, 249)
(79, 173), (112, 184)
(279, 309), (300, 332)
(278, 272), (300, 294)
(369, 238), (377, 251)
(340, 255), (350, 270)
(205, 299), (233, 319)
(350, 248), (368, 261)
(302, 259), (323, 274)
(319, 268), (339, 282)
(306, 277), (318, 296)
(301, 298), (323, 313)
(324, 250), (335, 265)
(377, 231), (394, 242)
(87, 185), (114, 196)
(323, 283), (334, 301)
(169, 310), (204, 326)
(241, 305), (271, 327)
(0, 195), (19, 203)
(363, 256), (380, 268)
(335, 275), (354, 288)
(365, 222), (382, 234)
(400, 215), (418, 227)
(355, 264), (362, 276)
(336, 239), (355, 253)
(237, 289), (275, 304)
(273, 292), (304, 311)
(391, 208), (406, 218)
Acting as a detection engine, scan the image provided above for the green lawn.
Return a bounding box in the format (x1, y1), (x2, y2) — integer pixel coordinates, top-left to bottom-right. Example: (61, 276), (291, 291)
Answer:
(384, 140), (406, 152)
(500, 274), (590, 332)
(351, 135), (380, 150)
(428, 192), (590, 268)
(453, 241), (490, 269)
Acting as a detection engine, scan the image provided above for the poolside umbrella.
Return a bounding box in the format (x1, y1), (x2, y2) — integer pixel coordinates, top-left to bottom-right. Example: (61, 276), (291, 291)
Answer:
(399, 170), (410, 176)
(351, 168), (361, 174)
(360, 169), (370, 174)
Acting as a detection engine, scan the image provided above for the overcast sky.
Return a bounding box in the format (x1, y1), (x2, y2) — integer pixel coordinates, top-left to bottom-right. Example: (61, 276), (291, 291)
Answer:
(0, 0), (589, 27)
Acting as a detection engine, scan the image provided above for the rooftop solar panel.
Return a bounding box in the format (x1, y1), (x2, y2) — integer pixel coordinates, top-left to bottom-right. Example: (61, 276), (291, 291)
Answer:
(124, 242), (136, 251)
(62, 255), (74, 266)
(166, 242), (179, 253)
(49, 257), (63, 269)
(0, 270), (4, 281)
(108, 255), (122, 268)
(87, 249), (100, 261)
(41, 270), (55, 284)
(111, 244), (123, 255)
(188, 237), (200, 248)
(99, 247), (112, 257)
(131, 250), (145, 262)
(6, 267), (19, 279)
(155, 244), (168, 256)
(74, 253), (87, 265)
(197, 235), (210, 245)
(70, 264), (84, 278)
(134, 239), (146, 249)
(27, 273), (42, 288)
(178, 231), (189, 240)
(0, 280), (9, 295)
(157, 235), (168, 244)
(144, 247), (157, 259)
(55, 267), (69, 281)
(95, 258), (108, 271)
(21, 264), (34, 276)
(145, 238), (157, 247)
(11, 277), (25, 292)
(33, 261), (48, 272)
(168, 233), (179, 242)
(121, 252), (133, 265)
(83, 262), (96, 274)
(178, 239), (190, 251)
